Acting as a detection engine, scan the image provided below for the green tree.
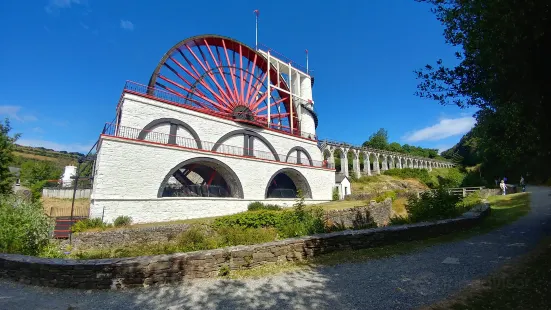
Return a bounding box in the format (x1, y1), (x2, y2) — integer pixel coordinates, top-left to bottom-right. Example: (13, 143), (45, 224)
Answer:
(20, 161), (62, 187)
(387, 142), (403, 153)
(415, 0), (551, 181)
(362, 128), (389, 150)
(0, 119), (19, 195)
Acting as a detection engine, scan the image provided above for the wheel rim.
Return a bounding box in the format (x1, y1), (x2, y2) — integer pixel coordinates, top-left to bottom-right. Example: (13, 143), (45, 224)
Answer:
(148, 35), (297, 131)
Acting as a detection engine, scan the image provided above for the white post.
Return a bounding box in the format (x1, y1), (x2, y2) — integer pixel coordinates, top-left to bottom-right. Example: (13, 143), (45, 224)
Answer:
(267, 50), (271, 127)
(288, 61), (293, 134)
(305, 49), (309, 74)
(254, 10), (259, 50)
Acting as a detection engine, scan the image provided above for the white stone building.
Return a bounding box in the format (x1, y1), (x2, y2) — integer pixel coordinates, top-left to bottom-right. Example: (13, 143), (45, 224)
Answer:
(89, 35), (335, 224)
(335, 174), (351, 200)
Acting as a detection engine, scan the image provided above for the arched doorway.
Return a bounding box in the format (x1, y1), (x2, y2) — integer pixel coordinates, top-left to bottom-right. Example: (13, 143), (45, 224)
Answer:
(265, 168), (312, 198)
(158, 157), (244, 198)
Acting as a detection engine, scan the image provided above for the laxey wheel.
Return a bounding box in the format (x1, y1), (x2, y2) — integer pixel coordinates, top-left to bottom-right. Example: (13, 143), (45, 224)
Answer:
(148, 35), (297, 131)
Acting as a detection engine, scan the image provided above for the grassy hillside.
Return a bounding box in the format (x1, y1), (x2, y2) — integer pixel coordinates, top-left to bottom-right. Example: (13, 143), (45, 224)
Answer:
(10, 144), (82, 168)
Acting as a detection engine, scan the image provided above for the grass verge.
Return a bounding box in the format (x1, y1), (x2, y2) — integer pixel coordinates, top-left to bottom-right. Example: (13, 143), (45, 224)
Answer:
(425, 236), (551, 310)
(223, 193), (531, 278)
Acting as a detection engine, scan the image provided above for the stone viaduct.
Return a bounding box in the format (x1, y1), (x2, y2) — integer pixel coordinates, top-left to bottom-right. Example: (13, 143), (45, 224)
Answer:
(319, 140), (454, 179)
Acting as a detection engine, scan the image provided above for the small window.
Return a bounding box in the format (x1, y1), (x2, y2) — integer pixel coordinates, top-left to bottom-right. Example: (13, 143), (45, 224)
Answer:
(345, 187), (348, 195)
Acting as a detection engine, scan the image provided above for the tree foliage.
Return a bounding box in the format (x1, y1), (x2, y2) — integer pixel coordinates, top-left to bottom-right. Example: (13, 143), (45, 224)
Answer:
(0, 119), (19, 195)
(415, 0), (551, 182)
(20, 161), (62, 187)
(363, 128), (389, 150)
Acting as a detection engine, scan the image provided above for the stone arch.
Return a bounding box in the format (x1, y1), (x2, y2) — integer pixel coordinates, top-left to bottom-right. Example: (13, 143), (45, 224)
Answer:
(211, 129), (280, 161)
(158, 157), (244, 198)
(333, 147), (347, 174)
(265, 168), (312, 198)
(401, 157), (407, 169)
(285, 146), (313, 166)
(138, 118), (202, 149)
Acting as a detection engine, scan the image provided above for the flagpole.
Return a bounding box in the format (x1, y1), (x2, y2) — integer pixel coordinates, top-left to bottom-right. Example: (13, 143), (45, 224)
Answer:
(254, 10), (259, 50)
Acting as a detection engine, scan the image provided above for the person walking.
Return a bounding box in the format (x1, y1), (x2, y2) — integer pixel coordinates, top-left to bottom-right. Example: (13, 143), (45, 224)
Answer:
(520, 176), (526, 192)
(500, 179), (507, 195)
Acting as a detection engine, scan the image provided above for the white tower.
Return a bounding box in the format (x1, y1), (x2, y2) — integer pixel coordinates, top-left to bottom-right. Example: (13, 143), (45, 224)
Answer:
(256, 49), (318, 139)
(61, 165), (77, 188)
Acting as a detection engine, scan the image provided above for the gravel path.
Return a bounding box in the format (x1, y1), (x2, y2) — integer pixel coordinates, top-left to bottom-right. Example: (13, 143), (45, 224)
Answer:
(1, 186), (550, 310)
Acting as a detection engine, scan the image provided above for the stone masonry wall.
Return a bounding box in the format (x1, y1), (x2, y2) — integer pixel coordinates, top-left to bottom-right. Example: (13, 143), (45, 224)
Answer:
(0, 204), (490, 290)
(325, 199), (392, 228)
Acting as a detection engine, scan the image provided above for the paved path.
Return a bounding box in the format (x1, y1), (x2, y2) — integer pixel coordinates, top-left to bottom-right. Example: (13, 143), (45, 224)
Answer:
(1, 186), (550, 310)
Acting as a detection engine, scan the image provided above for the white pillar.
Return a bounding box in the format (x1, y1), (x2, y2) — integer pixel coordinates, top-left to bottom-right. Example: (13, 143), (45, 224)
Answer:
(398, 157), (402, 169)
(341, 148), (349, 177)
(353, 150), (361, 179)
(374, 155), (380, 175)
(364, 154), (371, 176)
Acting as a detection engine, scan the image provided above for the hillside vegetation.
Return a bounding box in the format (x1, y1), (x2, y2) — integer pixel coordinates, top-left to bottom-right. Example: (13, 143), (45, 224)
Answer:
(10, 144), (81, 168)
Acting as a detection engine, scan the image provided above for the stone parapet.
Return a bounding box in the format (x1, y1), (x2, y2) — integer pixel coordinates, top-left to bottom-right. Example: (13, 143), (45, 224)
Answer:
(0, 204), (490, 290)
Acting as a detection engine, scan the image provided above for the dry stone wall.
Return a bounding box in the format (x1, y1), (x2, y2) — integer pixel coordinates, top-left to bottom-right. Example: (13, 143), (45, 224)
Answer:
(0, 204), (490, 290)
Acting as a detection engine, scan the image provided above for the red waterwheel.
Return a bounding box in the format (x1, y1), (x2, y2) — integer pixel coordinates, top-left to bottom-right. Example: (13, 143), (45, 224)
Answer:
(148, 35), (297, 132)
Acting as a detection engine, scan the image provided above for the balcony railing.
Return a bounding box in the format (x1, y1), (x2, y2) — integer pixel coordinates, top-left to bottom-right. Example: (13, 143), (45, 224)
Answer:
(122, 81), (317, 141)
(102, 123), (331, 169)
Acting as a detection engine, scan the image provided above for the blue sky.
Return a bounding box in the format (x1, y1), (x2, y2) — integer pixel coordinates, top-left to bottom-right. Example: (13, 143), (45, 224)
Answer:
(0, 0), (477, 154)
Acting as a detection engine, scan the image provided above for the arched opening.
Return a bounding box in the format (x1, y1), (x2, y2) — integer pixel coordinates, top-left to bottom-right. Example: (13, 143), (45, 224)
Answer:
(158, 157), (244, 198)
(265, 168), (312, 198)
(322, 148), (333, 168)
(378, 154), (386, 171)
(333, 148), (346, 173)
(401, 157), (407, 169)
(285, 146), (313, 166)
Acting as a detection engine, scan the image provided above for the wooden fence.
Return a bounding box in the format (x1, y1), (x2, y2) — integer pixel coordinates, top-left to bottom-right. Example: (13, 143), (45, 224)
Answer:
(418, 187), (485, 198)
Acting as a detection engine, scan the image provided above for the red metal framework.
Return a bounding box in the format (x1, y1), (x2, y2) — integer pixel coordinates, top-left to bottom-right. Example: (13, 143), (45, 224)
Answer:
(147, 35), (298, 132)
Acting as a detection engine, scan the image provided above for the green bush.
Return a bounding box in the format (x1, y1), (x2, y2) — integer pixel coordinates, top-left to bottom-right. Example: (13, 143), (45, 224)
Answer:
(405, 188), (462, 223)
(437, 168), (465, 188)
(384, 168), (433, 186)
(0, 195), (53, 256)
(389, 215), (411, 225)
(216, 226), (278, 246)
(176, 225), (217, 252)
(332, 187), (340, 201)
(247, 201), (282, 211)
(276, 207), (326, 238)
(213, 210), (283, 229)
(456, 191), (483, 212)
(113, 215), (132, 227)
(374, 191), (397, 202)
(71, 218), (111, 233)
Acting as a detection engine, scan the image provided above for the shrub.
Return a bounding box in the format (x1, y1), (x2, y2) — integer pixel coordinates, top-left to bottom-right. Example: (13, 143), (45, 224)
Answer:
(389, 215), (411, 225)
(216, 226), (278, 246)
(247, 201), (281, 211)
(71, 218), (111, 233)
(213, 210), (283, 229)
(374, 190), (397, 202)
(218, 265), (230, 277)
(176, 225), (218, 252)
(332, 187), (340, 201)
(384, 168), (433, 187)
(456, 191), (483, 213)
(437, 168), (465, 188)
(113, 215), (132, 227)
(405, 188), (461, 223)
(0, 195), (53, 256)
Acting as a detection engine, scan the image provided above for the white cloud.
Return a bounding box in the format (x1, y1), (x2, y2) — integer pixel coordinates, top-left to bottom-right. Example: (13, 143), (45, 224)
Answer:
(79, 22), (90, 30)
(0, 105), (37, 122)
(434, 144), (454, 155)
(17, 139), (91, 153)
(120, 20), (134, 31)
(45, 0), (81, 15)
(403, 117), (476, 143)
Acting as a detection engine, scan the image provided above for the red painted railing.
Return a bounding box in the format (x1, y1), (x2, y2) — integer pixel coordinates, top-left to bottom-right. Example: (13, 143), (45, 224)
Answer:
(102, 123), (330, 169)
(122, 81), (317, 141)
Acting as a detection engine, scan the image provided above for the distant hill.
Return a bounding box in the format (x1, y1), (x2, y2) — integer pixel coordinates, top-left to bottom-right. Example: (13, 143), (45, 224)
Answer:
(10, 144), (83, 168)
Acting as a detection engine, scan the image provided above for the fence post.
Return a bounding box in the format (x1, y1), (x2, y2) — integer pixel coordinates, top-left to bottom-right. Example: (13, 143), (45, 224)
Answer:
(462, 188), (467, 197)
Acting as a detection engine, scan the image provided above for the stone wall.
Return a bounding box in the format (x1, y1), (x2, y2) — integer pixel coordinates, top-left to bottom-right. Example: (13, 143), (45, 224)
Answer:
(0, 204), (490, 290)
(325, 199), (392, 228)
(65, 224), (192, 250)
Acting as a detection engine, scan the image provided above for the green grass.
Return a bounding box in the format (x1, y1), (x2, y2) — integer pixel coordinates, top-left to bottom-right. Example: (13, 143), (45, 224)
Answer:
(221, 193), (531, 278)
(426, 236), (551, 310)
